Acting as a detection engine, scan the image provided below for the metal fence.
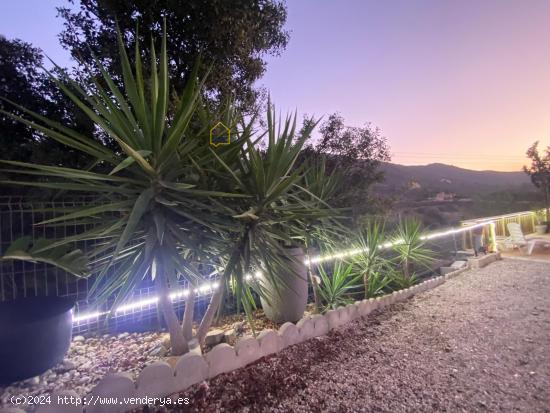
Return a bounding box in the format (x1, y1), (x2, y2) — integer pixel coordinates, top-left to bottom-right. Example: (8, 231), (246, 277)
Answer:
(1, 196), (507, 335)
(0, 196), (221, 334)
(0, 196), (96, 302)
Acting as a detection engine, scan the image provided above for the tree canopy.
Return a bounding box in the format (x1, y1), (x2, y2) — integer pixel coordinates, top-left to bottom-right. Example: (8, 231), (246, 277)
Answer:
(57, 0), (289, 112)
(303, 113), (391, 220)
(523, 141), (550, 220)
(0, 36), (94, 170)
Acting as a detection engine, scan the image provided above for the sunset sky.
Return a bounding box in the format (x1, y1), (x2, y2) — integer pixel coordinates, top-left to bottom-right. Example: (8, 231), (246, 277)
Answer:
(1, 0), (549, 171)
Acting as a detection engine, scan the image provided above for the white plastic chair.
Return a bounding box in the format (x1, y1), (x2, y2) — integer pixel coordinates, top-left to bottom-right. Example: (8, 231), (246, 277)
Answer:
(506, 223), (550, 255)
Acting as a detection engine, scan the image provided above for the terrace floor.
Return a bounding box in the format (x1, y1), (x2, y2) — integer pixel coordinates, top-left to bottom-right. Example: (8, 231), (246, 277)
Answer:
(168, 258), (550, 413)
(500, 233), (550, 262)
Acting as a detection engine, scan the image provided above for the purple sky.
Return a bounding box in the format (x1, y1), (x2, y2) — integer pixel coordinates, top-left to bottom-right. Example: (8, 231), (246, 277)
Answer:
(2, 0), (550, 171)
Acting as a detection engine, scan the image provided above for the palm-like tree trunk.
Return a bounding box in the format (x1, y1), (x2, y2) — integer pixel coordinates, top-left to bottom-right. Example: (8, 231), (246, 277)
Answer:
(181, 287), (196, 341)
(155, 259), (188, 355)
(196, 236), (245, 345)
(363, 269), (370, 299)
(305, 244), (321, 313)
(197, 286), (224, 344)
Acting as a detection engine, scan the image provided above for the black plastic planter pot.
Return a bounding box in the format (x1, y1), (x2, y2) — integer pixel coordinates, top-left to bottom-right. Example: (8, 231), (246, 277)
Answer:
(0, 295), (75, 384)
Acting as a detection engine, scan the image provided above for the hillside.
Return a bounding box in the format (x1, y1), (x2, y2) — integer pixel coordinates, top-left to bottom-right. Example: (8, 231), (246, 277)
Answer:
(374, 163), (531, 196)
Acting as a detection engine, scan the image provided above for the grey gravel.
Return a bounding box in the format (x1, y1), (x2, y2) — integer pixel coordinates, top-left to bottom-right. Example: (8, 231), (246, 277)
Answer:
(0, 331), (166, 408)
(164, 258), (550, 413)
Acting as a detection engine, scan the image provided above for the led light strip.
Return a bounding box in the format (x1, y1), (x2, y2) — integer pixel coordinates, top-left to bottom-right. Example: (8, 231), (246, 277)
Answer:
(73, 282), (220, 324)
(460, 210), (535, 224)
(305, 220), (493, 265)
(73, 221), (495, 324)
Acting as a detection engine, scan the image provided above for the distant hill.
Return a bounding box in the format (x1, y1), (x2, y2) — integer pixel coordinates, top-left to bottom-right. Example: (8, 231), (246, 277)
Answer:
(374, 163), (531, 196)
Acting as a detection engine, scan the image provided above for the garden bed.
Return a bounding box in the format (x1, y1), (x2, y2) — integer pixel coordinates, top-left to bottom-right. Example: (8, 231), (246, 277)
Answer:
(0, 254), (495, 412)
(0, 308), (289, 409)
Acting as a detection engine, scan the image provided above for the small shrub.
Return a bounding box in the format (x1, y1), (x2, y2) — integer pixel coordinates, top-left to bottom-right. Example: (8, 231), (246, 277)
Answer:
(317, 261), (361, 312)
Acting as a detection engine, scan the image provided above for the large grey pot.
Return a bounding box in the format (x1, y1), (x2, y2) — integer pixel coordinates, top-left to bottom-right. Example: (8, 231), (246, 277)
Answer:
(260, 247), (308, 323)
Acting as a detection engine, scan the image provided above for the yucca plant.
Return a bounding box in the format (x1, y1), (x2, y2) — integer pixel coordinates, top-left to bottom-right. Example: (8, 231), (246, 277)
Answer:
(0, 237), (89, 277)
(353, 220), (392, 298)
(317, 260), (361, 312)
(0, 23), (247, 355)
(206, 105), (343, 330)
(391, 218), (434, 281)
(291, 158), (347, 312)
(1, 20), (345, 352)
(388, 267), (418, 289)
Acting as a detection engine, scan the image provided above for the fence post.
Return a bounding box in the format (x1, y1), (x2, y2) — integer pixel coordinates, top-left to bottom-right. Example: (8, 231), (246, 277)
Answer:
(488, 222), (497, 252)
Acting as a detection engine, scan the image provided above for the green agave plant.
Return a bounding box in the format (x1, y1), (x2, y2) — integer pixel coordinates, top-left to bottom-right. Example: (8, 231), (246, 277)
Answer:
(1, 21), (344, 354)
(388, 267), (418, 289)
(295, 158), (348, 311)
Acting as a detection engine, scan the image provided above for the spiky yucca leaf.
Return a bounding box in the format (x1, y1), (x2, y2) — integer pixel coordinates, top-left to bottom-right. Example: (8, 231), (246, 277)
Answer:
(0, 22), (242, 311)
(352, 220), (393, 298)
(317, 261), (361, 311)
(391, 218), (435, 278)
(1, 237), (89, 277)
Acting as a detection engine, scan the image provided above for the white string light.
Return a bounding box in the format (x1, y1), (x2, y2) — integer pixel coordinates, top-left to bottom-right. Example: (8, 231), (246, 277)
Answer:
(74, 211), (530, 325)
(304, 220), (493, 266)
(73, 283), (219, 324)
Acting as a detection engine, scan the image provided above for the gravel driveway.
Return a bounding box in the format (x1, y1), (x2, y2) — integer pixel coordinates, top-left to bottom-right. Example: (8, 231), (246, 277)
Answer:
(164, 258), (550, 413)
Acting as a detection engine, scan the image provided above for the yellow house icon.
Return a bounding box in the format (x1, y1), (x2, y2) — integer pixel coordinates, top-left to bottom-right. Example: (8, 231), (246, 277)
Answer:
(210, 122), (231, 147)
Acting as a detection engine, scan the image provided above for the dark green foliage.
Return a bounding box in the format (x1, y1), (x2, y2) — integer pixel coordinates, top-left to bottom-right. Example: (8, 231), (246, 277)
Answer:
(0, 37), (94, 173)
(523, 141), (550, 221)
(0, 236), (89, 277)
(391, 218), (434, 279)
(388, 269), (418, 289)
(302, 113), (391, 222)
(317, 261), (361, 312)
(57, 0), (289, 112)
(353, 221), (392, 298)
(1, 24), (342, 352)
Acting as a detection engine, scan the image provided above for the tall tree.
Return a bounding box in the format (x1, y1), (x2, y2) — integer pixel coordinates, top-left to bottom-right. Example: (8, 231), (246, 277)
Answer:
(303, 113), (391, 221)
(0, 36), (94, 172)
(0, 37), (43, 162)
(57, 0), (289, 111)
(523, 141), (550, 221)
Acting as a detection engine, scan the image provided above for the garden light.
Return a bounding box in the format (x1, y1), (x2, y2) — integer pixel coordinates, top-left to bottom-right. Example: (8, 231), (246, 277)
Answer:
(304, 221), (494, 266)
(74, 283), (220, 324)
(73, 221), (494, 325)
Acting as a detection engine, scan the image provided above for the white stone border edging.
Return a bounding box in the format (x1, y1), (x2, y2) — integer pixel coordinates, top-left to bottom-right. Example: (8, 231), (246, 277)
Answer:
(2, 253), (501, 413)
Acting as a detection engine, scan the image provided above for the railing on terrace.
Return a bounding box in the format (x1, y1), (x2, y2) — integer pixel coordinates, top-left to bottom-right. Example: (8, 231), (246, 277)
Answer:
(0, 196), (534, 335)
(460, 210), (538, 249)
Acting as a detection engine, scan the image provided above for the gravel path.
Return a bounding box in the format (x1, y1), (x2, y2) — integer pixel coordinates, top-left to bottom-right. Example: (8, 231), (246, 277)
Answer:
(164, 258), (550, 413)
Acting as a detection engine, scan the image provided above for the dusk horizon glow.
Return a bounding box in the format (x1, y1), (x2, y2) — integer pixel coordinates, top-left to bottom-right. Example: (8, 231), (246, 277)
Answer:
(1, 0), (549, 172)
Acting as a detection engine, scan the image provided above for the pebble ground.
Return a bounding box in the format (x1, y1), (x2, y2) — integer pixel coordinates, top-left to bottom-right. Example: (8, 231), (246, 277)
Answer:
(161, 258), (550, 413)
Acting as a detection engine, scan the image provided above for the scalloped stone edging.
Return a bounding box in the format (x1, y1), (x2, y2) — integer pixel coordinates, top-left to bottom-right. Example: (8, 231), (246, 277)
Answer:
(86, 372), (137, 413)
(278, 322), (302, 348)
(467, 252), (501, 269)
(3, 259), (499, 413)
(205, 343), (241, 378)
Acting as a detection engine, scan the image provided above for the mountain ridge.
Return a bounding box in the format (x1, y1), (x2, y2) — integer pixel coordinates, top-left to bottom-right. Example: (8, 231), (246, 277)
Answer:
(375, 162), (531, 196)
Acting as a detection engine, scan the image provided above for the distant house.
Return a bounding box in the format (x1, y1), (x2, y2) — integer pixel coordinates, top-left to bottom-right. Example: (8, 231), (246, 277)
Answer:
(435, 192), (455, 201)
